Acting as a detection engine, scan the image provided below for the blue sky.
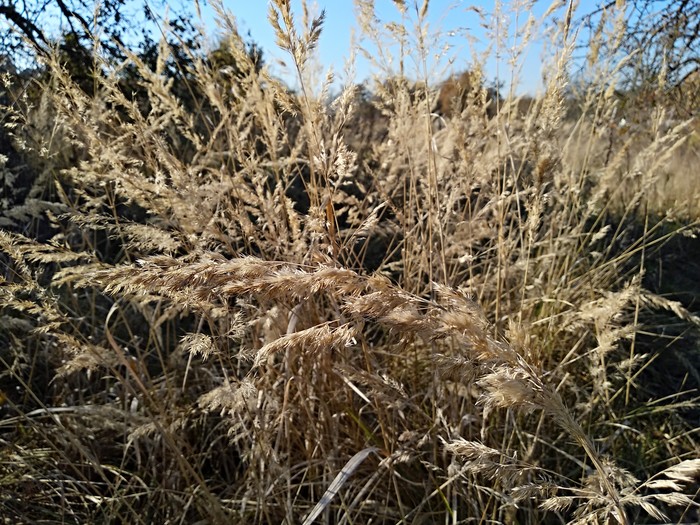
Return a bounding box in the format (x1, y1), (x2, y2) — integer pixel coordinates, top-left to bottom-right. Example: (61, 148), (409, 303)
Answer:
(199, 1), (568, 95)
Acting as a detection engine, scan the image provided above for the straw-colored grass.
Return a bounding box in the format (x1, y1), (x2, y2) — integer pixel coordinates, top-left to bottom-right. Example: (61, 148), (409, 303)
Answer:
(1, 0), (699, 523)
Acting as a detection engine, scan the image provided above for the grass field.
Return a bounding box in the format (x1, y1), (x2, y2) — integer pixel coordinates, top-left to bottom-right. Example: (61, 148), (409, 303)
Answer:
(1, 1), (699, 523)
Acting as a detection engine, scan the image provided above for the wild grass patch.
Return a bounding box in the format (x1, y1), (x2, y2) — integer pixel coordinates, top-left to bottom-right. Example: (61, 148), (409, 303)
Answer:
(1, 0), (699, 523)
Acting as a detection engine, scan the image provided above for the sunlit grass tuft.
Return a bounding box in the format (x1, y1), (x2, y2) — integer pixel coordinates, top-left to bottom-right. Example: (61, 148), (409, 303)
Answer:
(0, 1), (699, 523)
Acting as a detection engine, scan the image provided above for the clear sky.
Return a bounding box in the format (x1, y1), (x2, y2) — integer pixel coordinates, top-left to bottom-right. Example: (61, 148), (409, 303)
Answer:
(199, 1), (570, 96)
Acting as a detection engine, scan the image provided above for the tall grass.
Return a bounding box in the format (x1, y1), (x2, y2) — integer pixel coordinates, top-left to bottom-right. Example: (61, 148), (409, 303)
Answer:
(1, 0), (699, 523)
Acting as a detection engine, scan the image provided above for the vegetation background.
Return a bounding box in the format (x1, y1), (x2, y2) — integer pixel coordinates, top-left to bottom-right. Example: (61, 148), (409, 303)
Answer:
(1, 0), (699, 523)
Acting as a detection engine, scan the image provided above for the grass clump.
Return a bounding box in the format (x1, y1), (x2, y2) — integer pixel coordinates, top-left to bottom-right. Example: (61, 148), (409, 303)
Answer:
(1, 0), (699, 523)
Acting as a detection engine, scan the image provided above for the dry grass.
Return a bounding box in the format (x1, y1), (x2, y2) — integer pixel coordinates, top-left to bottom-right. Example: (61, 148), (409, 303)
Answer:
(1, 0), (699, 523)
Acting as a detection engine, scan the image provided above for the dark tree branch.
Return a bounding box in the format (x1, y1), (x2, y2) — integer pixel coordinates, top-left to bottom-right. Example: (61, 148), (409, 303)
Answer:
(581, 0), (700, 90)
(0, 4), (50, 56)
(54, 0), (92, 40)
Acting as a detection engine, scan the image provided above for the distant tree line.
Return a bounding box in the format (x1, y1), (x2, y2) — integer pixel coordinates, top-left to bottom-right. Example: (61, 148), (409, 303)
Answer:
(0, 0), (263, 90)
